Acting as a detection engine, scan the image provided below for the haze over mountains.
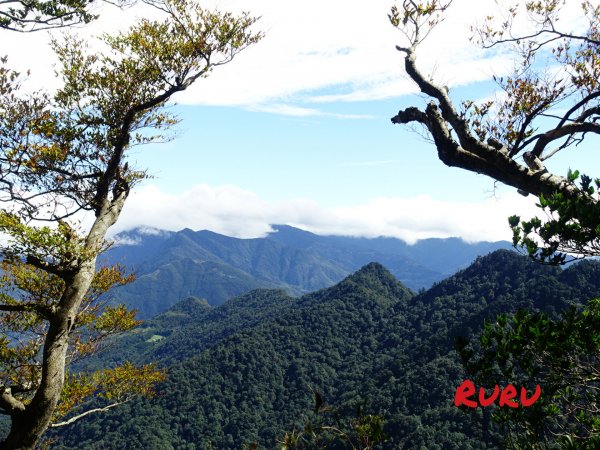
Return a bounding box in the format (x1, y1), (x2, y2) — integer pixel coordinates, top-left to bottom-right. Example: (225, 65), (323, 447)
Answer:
(102, 225), (511, 318)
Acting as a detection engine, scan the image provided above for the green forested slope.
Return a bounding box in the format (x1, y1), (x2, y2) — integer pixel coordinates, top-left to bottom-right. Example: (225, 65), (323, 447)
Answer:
(89, 289), (298, 368)
(101, 226), (510, 318)
(112, 259), (287, 319)
(51, 251), (600, 449)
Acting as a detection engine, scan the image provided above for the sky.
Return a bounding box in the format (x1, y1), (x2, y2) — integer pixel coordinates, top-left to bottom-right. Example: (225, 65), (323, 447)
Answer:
(1, 0), (598, 243)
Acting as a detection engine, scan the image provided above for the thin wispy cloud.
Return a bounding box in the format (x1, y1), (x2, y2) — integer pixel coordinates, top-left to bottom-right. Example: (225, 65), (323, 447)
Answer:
(248, 103), (374, 119)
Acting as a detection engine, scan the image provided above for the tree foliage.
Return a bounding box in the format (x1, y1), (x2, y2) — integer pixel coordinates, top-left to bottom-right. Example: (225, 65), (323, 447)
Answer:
(0, 0), (136, 32)
(458, 299), (600, 449)
(509, 170), (600, 264)
(0, 1), (262, 448)
(278, 390), (386, 450)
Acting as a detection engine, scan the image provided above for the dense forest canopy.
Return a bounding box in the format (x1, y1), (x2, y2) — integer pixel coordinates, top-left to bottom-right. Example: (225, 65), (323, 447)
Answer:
(48, 252), (600, 449)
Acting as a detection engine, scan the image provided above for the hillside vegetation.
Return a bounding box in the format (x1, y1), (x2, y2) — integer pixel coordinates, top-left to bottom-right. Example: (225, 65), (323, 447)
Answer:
(47, 250), (600, 449)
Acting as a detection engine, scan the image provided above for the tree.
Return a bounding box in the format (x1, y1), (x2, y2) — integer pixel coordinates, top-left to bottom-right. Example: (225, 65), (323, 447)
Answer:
(389, 0), (599, 447)
(0, 0), (262, 448)
(0, 0), (136, 32)
(278, 390), (386, 450)
(389, 0), (599, 263)
(457, 300), (600, 448)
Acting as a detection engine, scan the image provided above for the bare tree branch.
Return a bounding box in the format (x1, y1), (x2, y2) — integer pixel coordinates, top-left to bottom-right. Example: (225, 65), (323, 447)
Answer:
(531, 122), (600, 157)
(49, 400), (129, 428)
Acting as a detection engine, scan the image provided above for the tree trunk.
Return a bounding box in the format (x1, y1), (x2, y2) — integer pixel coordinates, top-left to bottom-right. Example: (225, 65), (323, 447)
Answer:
(1, 405), (62, 450)
(1, 194), (127, 449)
(1, 278), (88, 449)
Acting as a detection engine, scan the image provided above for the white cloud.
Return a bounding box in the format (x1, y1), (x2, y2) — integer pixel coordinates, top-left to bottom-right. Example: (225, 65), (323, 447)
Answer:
(111, 184), (277, 238)
(111, 225), (172, 246)
(2, 0), (585, 112)
(136, 226), (171, 236)
(112, 235), (142, 247)
(248, 103), (373, 119)
(176, 0), (501, 106)
(110, 183), (541, 244)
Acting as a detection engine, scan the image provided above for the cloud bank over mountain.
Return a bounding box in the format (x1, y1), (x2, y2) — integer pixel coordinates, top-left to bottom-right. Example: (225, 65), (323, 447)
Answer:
(111, 183), (539, 244)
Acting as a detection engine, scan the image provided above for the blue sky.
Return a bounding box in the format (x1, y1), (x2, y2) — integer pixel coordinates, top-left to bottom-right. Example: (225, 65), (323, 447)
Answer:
(2, 0), (598, 242)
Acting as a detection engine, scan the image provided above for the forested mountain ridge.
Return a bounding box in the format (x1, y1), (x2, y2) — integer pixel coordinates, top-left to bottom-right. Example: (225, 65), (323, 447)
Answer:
(51, 250), (600, 449)
(402, 250), (600, 359)
(101, 225), (511, 318)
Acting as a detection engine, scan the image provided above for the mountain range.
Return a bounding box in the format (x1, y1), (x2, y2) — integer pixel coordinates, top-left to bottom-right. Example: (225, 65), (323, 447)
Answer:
(52, 250), (600, 449)
(101, 225), (511, 318)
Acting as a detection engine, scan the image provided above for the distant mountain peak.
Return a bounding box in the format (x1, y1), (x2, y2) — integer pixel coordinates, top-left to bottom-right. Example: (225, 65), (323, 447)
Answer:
(332, 262), (413, 302)
(111, 226), (172, 246)
(120, 226), (172, 237)
(344, 262), (399, 285)
(166, 296), (211, 315)
(353, 261), (391, 276)
(469, 248), (532, 270)
(455, 249), (532, 275)
(269, 224), (313, 234)
(267, 224), (319, 247)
